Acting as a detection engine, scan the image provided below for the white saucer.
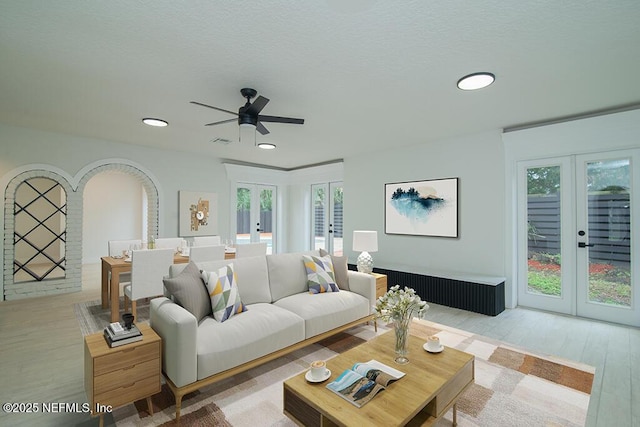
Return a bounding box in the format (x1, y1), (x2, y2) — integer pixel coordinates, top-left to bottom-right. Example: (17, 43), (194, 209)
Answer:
(124, 258), (132, 263)
(423, 343), (444, 353)
(305, 369), (331, 383)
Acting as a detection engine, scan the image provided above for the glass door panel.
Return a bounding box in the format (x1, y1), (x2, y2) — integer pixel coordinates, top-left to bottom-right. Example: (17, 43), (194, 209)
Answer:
(311, 182), (343, 254)
(526, 165), (562, 297)
(312, 184), (326, 252)
(576, 151), (638, 325)
(259, 187), (275, 254)
(517, 157), (574, 315)
(236, 184), (276, 254)
(330, 183), (344, 256)
(236, 186), (251, 246)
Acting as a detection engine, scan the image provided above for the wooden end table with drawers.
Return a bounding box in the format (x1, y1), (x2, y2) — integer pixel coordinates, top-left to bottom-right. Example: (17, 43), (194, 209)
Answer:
(84, 322), (161, 427)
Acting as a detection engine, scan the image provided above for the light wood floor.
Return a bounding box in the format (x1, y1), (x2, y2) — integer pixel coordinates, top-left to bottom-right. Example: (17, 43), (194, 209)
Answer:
(0, 264), (638, 426)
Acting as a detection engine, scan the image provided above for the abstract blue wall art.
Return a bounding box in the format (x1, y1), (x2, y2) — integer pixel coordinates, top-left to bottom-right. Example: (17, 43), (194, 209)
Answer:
(385, 178), (458, 237)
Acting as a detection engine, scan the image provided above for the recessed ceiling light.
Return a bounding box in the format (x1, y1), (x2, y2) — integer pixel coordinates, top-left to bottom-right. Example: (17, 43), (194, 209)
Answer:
(257, 142), (276, 150)
(457, 72), (495, 90)
(142, 118), (168, 127)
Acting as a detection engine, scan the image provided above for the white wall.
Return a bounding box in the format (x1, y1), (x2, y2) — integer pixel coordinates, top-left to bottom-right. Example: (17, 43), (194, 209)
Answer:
(344, 130), (506, 280)
(82, 171), (143, 263)
(1, 123), (230, 268)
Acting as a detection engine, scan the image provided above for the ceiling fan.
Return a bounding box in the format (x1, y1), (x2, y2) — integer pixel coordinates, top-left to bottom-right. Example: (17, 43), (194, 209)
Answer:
(191, 88), (304, 136)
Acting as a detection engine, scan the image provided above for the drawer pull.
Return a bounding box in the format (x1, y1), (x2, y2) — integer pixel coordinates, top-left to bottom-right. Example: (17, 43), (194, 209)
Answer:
(123, 382), (136, 389)
(123, 364), (137, 371)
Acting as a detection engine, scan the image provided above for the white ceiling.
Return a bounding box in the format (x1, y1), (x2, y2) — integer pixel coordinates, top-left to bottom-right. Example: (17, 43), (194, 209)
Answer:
(2, 1), (640, 169)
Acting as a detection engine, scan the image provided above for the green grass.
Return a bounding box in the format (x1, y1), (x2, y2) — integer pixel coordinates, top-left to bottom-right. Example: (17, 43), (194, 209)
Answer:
(527, 270), (561, 296)
(528, 266), (631, 307)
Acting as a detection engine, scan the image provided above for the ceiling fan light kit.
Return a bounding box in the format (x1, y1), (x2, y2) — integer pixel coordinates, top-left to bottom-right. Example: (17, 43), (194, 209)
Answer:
(457, 72), (495, 90)
(191, 88), (304, 149)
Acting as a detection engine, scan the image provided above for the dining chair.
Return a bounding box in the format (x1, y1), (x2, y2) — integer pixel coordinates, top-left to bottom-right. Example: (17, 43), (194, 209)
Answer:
(188, 245), (226, 263)
(123, 248), (174, 319)
(108, 239), (142, 257)
(154, 237), (184, 251)
(235, 242), (268, 258)
(192, 236), (221, 246)
(107, 239), (142, 284)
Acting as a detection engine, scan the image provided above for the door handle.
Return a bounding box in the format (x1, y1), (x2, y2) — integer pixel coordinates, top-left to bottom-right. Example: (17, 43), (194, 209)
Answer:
(578, 242), (595, 248)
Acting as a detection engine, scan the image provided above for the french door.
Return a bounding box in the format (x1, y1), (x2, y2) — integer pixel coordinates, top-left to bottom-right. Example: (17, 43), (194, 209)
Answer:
(311, 182), (343, 255)
(236, 184), (276, 254)
(517, 150), (639, 326)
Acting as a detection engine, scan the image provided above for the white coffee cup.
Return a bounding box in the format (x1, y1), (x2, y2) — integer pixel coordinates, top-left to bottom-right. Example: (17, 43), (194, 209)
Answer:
(310, 360), (326, 380)
(427, 336), (441, 351)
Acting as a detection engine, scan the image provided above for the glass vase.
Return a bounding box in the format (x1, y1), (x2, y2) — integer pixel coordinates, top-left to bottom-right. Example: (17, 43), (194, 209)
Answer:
(394, 316), (411, 364)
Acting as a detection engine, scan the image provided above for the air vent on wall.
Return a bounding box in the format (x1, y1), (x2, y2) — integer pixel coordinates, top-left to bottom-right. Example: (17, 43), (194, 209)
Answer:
(211, 137), (234, 145)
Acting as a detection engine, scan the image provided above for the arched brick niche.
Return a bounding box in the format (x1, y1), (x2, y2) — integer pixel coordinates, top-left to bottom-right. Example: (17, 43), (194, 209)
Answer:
(2, 162), (160, 300)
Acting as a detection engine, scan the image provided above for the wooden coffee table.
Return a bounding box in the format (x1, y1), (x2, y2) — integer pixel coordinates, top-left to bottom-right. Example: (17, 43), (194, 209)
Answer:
(283, 330), (474, 426)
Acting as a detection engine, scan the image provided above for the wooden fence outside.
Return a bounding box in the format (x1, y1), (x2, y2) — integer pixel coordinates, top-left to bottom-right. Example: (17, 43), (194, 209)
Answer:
(528, 193), (630, 263)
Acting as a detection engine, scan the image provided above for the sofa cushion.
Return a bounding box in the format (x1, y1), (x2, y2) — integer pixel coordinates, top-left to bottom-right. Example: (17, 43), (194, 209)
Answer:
(303, 254), (339, 294)
(201, 263), (247, 323)
(319, 249), (350, 291)
(170, 255), (271, 305)
(274, 291), (371, 339)
(162, 261), (211, 322)
(267, 250), (321, 302)
(196, 303), (305, 380)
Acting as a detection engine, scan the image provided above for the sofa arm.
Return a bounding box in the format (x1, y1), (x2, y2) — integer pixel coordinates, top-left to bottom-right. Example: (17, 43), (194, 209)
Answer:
(150, 297), (198, 388)
(347, 271), (376, 313)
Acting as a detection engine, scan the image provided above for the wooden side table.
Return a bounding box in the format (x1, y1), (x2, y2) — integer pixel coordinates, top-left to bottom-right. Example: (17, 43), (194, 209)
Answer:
(372, 272), (388, 299)
(84, 322), (161, 426)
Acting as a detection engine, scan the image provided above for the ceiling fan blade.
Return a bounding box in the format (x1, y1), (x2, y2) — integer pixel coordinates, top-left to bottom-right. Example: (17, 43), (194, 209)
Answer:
(190, 101), (237, 116)
(256, 121), (270, 135)
(246, 95), (270, 115)
(205, 118), (237, 126)
(258, 115), (305, 125)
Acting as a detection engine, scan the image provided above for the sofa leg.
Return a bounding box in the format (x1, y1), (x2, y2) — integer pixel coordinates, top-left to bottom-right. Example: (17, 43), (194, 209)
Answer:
(374, 319), (378, 332)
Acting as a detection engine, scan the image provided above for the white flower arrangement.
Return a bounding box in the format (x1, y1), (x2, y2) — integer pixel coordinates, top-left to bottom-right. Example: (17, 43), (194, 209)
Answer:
(374, 285), (429, 323)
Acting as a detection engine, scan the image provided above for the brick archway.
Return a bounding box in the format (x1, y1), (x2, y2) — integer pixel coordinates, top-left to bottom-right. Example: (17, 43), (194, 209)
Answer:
(2, 162), (160, 300)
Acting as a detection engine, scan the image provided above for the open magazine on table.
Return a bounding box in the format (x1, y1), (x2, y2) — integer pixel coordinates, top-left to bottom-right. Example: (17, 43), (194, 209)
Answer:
(325, 360), (405, 407)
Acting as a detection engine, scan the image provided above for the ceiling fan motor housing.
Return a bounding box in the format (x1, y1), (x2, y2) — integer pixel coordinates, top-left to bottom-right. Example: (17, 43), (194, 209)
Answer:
(238, 106), (258, 126)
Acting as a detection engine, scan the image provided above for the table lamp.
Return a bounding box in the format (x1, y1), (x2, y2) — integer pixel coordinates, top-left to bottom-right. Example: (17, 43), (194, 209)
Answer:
(352, 230), (378, 274)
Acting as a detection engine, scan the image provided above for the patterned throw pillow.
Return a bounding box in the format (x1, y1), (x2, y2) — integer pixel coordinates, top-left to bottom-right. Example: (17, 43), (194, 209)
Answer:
(303, 255), (339, 294)
(201, 263), (247, 322)
(319, 248), (350, 290)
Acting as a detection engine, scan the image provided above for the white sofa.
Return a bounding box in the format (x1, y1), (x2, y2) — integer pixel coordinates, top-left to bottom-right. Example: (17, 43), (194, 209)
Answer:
(150, 250), (376, 420)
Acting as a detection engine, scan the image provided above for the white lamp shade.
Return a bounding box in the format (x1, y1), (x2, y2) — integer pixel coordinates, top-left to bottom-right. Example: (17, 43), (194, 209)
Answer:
(352, 230), (378, 252)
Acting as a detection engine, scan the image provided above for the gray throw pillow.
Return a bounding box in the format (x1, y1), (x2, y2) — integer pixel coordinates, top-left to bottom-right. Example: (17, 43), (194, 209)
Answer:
(319, 249), (350, 290)
(163, 261), (211, 321)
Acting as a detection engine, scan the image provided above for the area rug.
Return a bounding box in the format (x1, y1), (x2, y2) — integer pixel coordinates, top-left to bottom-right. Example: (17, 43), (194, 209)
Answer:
(73, 304), (595, 426)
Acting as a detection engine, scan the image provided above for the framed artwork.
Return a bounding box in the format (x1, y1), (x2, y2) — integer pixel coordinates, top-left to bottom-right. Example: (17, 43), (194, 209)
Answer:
(179, 191), (218, 237)
(385, 178), (458, 238)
